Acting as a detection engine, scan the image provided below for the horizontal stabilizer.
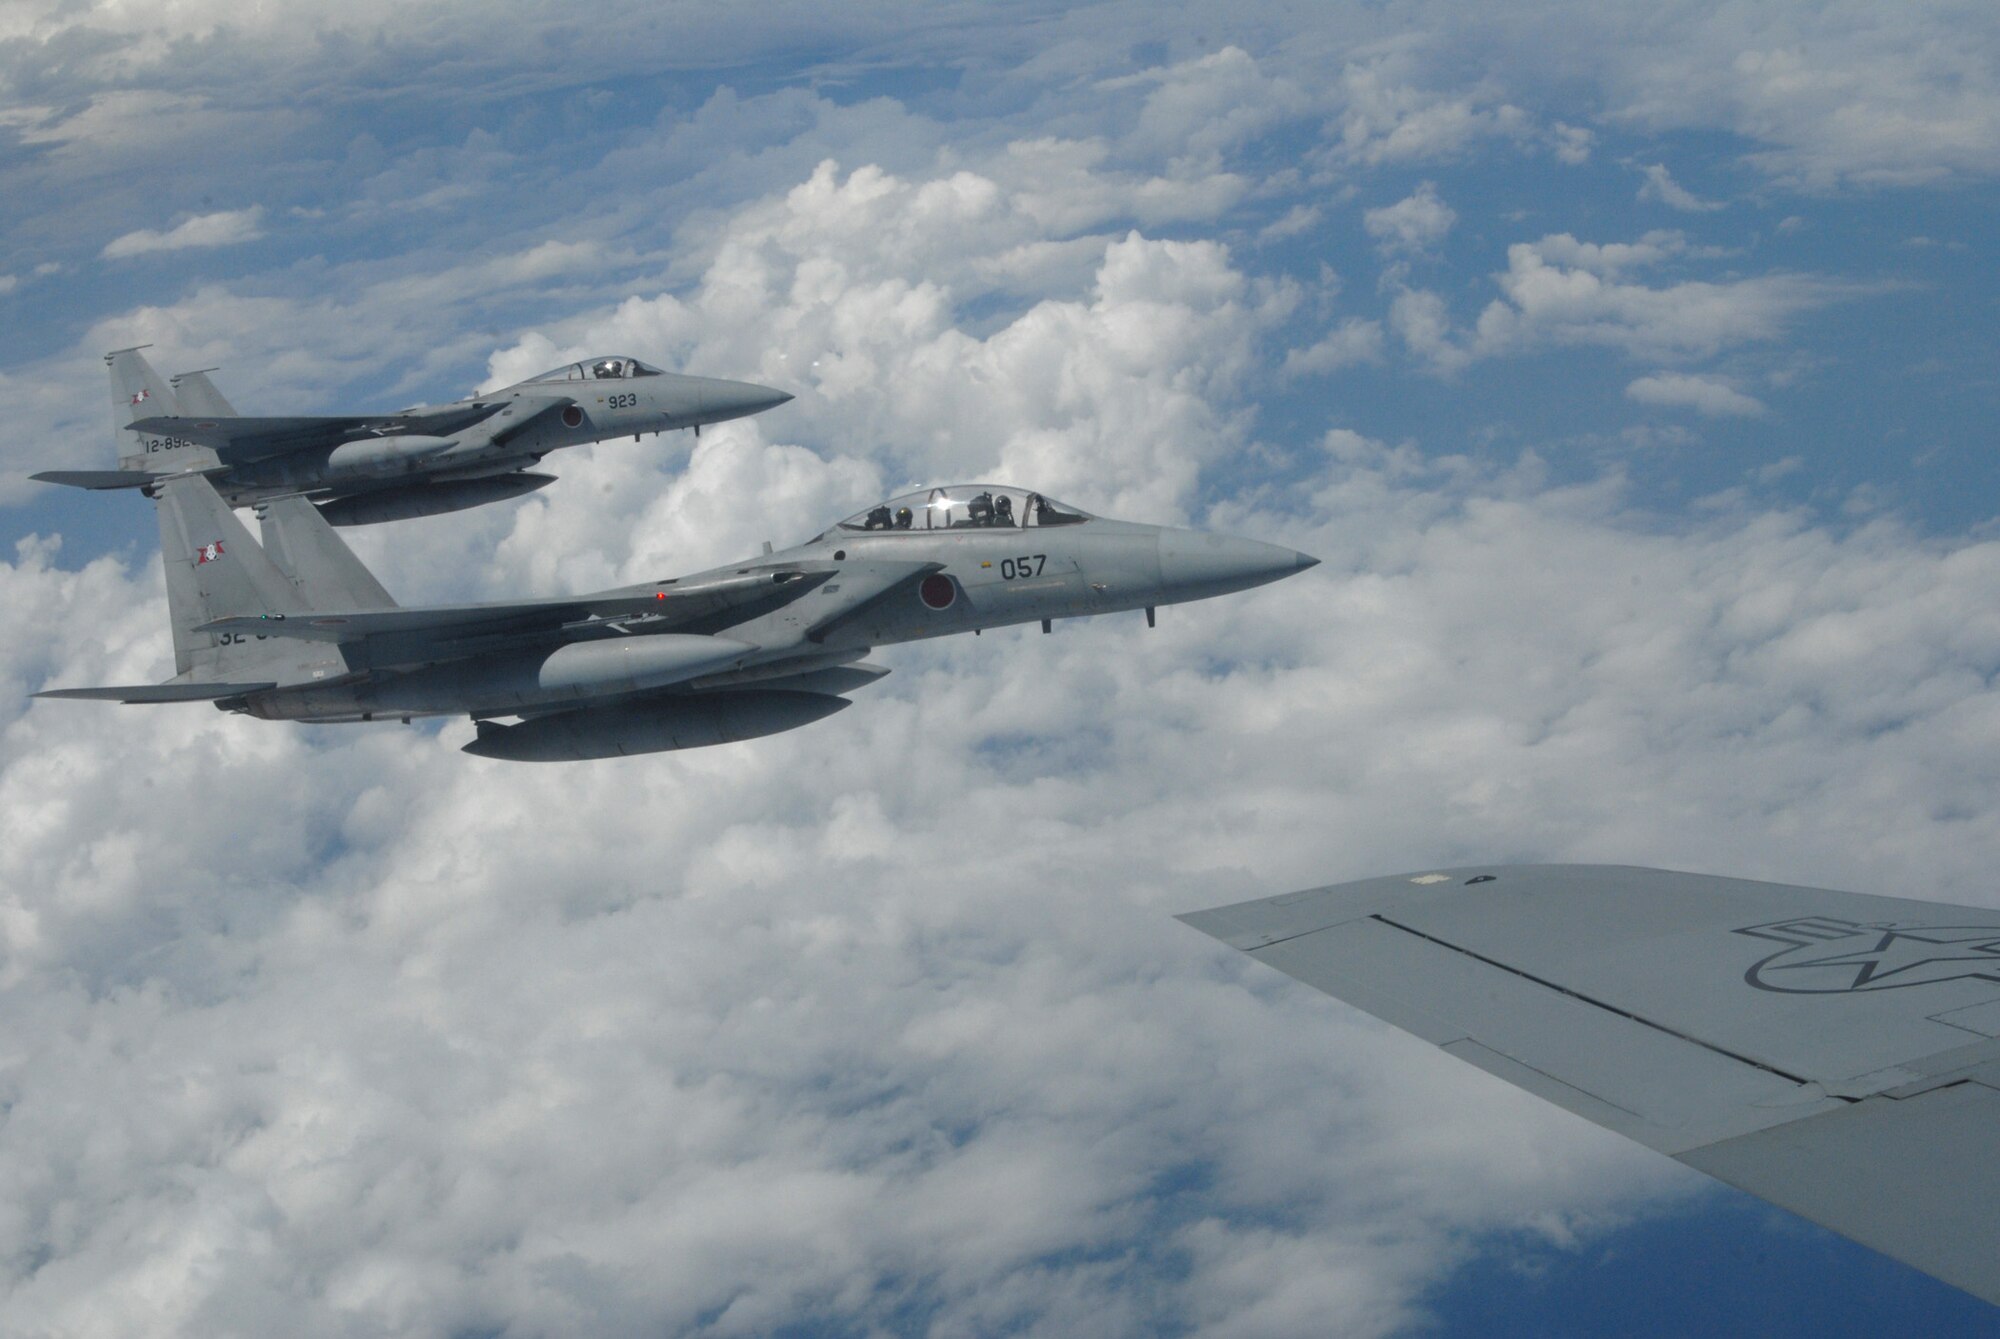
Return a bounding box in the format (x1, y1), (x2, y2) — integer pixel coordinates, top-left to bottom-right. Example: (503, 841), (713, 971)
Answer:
(32, 470), (162, 490)
(36, 681), (275, 703)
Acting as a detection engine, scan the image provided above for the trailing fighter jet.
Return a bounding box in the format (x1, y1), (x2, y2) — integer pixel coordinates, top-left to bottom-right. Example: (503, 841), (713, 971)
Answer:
(33, 347), (793, 525)
(1182, 865), (2000, 1308)
(36, 479), (1318, 760)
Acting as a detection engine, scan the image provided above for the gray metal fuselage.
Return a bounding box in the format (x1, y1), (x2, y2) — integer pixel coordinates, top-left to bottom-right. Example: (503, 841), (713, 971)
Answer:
(241, 507), (1313, 726)
(213, 368), (792, 504)
(36, 475), (1314, 758)
(106, 352), (792, 525)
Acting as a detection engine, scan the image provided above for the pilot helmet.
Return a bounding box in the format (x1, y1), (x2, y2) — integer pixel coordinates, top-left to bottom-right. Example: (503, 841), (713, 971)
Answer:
(895, 506), (913, 528)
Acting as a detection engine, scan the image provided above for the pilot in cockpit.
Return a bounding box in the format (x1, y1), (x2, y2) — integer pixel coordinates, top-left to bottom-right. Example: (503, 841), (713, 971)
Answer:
(894, 506), (914, 529)
(992, 494), (1015, 526)
(593, 359), (625, 379)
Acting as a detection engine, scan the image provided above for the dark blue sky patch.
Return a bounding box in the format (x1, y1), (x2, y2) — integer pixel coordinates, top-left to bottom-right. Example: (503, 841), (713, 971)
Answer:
(1425, 1192), (2000, 1337)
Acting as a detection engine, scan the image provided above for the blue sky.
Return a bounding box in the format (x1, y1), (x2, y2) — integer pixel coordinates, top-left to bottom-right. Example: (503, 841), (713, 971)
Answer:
(4, 3), (2000, 1335)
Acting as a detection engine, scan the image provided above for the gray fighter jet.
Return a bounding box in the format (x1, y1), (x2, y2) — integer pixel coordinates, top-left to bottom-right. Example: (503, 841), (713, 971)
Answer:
(33, 347), (793, 525)
(37, 478), (1317, 760)
(1182, 865), (2000, 1307)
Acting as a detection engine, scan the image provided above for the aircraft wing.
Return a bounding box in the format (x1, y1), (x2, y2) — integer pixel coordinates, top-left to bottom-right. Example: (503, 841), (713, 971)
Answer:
(1179, 864), (2000, 1306)
(125, 404), (503, 462)
(193, 568), (835, 650)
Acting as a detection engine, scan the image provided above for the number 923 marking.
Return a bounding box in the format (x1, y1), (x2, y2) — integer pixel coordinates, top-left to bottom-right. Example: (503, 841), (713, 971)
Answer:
(605, 392), (638, 409)
(998, 555), (1046, 580)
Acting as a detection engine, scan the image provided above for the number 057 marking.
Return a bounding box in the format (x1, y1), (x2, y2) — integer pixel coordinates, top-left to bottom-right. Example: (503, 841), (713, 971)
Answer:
(999, 555), (1045, 579)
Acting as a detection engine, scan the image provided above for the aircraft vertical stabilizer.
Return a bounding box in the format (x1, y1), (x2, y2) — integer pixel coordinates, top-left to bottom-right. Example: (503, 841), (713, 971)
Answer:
(154, 475), (314, 681)
(257, 496), (397, 611)
(170, 369), (238, 418)
(108, 347), (218, 475)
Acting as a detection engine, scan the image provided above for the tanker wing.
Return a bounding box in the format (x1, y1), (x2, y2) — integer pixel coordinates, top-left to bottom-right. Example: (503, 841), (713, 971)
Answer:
(1180, 864), (2000, 1308)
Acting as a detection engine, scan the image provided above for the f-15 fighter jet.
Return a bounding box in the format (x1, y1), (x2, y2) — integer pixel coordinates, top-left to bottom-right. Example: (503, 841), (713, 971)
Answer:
(37, 479), (1317, 760)
(33, 347), (793, 525)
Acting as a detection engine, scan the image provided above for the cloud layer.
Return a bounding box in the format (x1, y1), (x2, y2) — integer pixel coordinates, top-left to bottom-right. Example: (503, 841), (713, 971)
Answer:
(2, 6), (1998, 1335)
(100, 207), (265, 259)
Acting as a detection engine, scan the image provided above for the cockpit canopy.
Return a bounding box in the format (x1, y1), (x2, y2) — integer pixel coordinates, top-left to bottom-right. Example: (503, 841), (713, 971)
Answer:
(830, 485), (1092, 536)
(520, 356), (665, 383)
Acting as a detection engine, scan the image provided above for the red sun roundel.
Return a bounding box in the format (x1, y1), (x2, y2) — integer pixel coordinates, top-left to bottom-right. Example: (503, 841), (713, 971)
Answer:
(919, 574), (956, 610)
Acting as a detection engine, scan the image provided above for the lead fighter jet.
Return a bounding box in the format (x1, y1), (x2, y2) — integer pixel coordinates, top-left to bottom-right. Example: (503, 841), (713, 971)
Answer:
(36, 478), (1317, 760)
(33, 347), (793, 525)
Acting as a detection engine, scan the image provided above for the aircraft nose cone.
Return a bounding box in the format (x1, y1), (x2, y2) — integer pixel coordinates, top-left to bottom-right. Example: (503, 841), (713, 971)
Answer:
(1156, 529), (1320, 600)
(701, 376), (794, 422)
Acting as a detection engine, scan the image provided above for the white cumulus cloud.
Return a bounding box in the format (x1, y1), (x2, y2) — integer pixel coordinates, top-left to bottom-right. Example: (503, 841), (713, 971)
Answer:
(1627, 372), (1766, 417)
(1467, 233), (1850, 364)
(1364, 181), (1457, 255)
(1284, 317), (1385, 376)
(101, 207), (265, 259)
(1637, 162), (1725, 212)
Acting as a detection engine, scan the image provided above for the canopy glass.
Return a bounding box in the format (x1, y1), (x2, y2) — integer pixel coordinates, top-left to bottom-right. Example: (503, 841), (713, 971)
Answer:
(522, 356), (665, 383)
(831, 485), (1092, 535)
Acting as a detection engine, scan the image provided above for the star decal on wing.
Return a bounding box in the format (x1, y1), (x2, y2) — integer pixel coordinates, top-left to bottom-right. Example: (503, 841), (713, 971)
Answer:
(1737, 917), (2000, 993)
